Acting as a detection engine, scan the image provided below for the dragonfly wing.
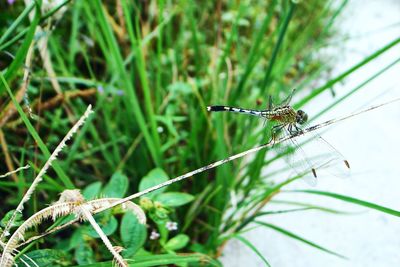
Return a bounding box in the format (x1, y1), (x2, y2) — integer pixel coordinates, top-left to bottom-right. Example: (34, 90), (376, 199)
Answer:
(279, 89), (296, 106)
(314, 135), (351, 179)
(275, 128), (318, 186)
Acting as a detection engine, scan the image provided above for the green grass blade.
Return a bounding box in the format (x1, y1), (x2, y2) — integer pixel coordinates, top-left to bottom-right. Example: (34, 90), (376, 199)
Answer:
(121, 0), (161, 158)
(311, 57), (400, 122)
(233, 235), (271, 267)
(0, 73), (74, 188)
(255, 221), (347, 259)
(71, 253), (219, 267)
(289, 190), (400, 217)
(295, 36), (400, 108)
(261, 1), (296, 92)
(0, 2), (40, 95)
(0, 2), (35, 46)
(234, 0), (278, 97)
(91, 0), (162, 166)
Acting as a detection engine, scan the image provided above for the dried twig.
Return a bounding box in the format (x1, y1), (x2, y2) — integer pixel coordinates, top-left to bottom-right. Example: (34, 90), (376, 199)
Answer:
(0, 164), (30, 179)
(0, 105), (93, 242)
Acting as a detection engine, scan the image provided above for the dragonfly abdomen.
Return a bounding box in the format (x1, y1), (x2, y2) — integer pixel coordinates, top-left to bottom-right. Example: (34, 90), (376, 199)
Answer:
(207, 106), (264, 116)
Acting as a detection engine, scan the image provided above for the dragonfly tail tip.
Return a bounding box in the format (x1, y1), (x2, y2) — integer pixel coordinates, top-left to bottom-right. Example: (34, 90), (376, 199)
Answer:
(312, 168), (317, 178)
(344, 160), (351, 169)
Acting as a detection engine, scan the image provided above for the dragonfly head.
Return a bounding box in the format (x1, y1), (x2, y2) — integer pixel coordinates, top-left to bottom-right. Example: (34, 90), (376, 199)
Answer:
(296, 110), (308, 125)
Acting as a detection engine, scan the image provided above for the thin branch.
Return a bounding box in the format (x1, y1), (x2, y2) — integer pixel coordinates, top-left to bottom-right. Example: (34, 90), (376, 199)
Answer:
(78, 204), (127, 267)
(0, 164), (30, 179)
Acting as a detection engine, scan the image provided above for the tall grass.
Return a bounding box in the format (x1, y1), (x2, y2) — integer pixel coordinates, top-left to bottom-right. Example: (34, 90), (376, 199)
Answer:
(1, 0), (399, 265)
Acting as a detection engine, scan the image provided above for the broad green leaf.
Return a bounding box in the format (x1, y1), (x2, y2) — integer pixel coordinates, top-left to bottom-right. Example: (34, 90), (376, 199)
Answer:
(164, 234), (190, 251)
(233, 235), (271, 267)
(75, 243), (95, 265)
(138, 168), (169, 198)
(86, 215), (118, 238)
(290, 190), (400, 217)
(155, 192), (194, 207)
(15, 249), (71, 267)
(68, 228), (85, 251)
(82, 181), (102, 200)
(255, 221), (346, 259)
(102, 171), (129, 198)
(120, 212), (147, 257)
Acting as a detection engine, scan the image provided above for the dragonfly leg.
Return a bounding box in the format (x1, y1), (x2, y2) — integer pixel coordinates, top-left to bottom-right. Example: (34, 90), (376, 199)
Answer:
(270, 124), (286, 145)
(268, 95), (274, 110)
(288, 124), (303, 135)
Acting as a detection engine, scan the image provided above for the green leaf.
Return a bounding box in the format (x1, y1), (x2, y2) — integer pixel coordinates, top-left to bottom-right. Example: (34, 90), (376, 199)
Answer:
(155, 192), (194, 207)
(255, 221), (347, 259)
(0, 209), (22, 228)
(233, 235), (271, 267)
(68, 228), (85, 251)
(75, 243), (95, 265)
(102, 171), (129, 198)
(289, 190), (400, 217)
(138, 168), (169, 198)
(120, 212), (147, 257)
(15, 249), (71, 267)
(86, 215), (118, 238)
(82, 181), (102, 200)
(164, 234), (190, 251)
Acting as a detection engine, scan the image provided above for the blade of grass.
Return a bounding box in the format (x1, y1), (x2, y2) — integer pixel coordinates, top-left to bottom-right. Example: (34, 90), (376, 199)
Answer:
(0, 2), (40, 95)
(236, 206), (353, 233)
(0, 2), (35, 46)
(233, 235), (271, 267)
(311, 57), (400, 122)
(294, 36), (400, 109)
(234, 0), (278, 98)
(121, 0), (161, 160)
(255, 221), (347, 259)
(0, 73), (74, 188)
(91, 0), (162, 166)
(71, 253), (219, 267)
(261, 0), (296, 92)
(288, 190), (400, 217)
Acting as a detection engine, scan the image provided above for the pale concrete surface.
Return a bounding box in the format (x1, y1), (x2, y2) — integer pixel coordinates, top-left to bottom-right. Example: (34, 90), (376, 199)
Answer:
(221, 0), (400, 266)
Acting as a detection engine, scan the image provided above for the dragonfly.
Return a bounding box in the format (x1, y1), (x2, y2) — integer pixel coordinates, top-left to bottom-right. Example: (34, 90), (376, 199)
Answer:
(207, 89), (350, 185)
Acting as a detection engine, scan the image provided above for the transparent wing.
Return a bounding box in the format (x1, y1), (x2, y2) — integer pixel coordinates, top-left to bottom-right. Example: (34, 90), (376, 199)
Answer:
(277, 129), (318, 186)
(275, 126), (350, 186)
(314, 135), (351, 179)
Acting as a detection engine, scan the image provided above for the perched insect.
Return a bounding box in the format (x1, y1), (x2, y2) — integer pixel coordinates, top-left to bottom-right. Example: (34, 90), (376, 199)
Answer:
(207, 89), (350, 185)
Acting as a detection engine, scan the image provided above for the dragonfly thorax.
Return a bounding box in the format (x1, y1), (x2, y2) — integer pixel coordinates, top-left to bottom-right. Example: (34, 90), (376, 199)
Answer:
(296, 110), (308, 125)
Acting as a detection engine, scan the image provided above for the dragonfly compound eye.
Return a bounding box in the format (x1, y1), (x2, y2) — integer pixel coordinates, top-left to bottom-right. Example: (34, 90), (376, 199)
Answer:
(296, 110), (308, 124)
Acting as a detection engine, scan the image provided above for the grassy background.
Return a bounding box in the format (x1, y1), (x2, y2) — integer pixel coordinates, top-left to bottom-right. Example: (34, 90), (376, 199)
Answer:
(1, 0), (399, 266)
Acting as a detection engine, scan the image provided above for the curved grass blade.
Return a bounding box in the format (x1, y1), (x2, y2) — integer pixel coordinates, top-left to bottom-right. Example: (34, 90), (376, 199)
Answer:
(71, 253), (220, 267)
(255, 221), (347, 259)
(294, 36), (400, 109)
(0, 73), (73, 188)
(233, 235), (271, 267)
(0, 2), (35, 46)
(0, 2), (40, 95)
(288, 190), (400, 217)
